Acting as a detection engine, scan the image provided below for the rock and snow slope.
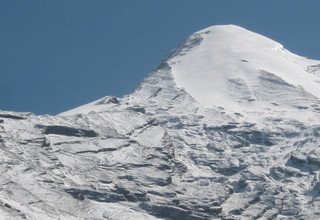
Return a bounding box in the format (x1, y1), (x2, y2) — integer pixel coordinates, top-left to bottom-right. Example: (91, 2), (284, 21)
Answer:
(1, 25), (320, 219)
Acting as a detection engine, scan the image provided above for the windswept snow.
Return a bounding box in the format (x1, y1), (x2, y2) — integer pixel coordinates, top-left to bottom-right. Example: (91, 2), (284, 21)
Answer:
(167, 25), (320, 110)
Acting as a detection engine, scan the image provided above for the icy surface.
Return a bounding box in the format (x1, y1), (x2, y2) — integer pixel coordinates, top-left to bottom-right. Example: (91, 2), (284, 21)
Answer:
(1, 25), (320, 219)
(168, 25), (320, 111)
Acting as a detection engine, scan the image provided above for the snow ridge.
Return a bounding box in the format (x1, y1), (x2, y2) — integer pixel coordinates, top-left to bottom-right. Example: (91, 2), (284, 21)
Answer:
(167, 25), (320, 110)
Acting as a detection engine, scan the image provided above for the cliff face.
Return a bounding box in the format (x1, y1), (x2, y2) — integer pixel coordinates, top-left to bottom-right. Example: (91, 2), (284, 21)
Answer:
(1, 25), (320, 219)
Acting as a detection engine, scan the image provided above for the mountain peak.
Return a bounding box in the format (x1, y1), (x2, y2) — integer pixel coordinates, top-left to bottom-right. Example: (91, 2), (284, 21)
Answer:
(61, 25), (320, 116)
(170, 24), (283, 56)
(161, 25), (320, 111)
(3, 25), (320, 219)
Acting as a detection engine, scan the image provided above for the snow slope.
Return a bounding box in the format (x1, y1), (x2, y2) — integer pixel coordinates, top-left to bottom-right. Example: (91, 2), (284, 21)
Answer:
(168, 25), (320, 111)
(62, 25), (320, 116)
(1, 25), (320, 219)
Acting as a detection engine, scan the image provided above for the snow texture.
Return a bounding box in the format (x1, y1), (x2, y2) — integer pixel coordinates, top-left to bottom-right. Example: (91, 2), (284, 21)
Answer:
(1, 25), (320, 219)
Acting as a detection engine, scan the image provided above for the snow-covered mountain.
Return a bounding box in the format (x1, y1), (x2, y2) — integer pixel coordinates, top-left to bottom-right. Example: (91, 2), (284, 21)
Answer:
(1, 25), (320, 219)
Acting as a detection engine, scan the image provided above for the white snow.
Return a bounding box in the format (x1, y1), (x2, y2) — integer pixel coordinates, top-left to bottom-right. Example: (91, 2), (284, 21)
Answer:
(168, 25), (320, 110)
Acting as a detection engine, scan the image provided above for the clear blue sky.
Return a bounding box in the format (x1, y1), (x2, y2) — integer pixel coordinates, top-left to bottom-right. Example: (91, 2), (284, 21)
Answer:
(1, 0), (320, 115)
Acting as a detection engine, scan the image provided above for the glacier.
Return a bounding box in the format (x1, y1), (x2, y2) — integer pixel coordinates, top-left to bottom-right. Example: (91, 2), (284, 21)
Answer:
(1, 25), (320, 219)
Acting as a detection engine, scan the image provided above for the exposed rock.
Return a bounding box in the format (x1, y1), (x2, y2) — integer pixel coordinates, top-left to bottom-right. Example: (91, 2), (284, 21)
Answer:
(35, 125), (98, 137)
(0, 113), (26, 120)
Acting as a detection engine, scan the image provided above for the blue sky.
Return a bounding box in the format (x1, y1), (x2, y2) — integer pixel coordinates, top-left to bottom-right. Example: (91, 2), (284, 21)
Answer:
(1, 0), (320, 115)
